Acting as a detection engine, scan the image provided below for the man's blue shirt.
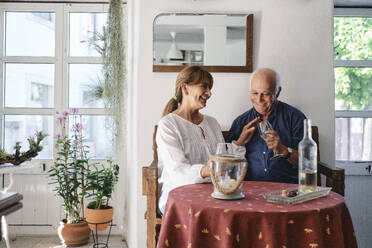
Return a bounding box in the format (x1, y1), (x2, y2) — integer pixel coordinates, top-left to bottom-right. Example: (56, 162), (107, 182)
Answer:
(226, 101), (306, 183)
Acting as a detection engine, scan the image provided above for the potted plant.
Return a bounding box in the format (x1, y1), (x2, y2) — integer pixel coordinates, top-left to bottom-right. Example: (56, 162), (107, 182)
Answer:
(49, 109), (90, 247)
(85, 160), (119, 231)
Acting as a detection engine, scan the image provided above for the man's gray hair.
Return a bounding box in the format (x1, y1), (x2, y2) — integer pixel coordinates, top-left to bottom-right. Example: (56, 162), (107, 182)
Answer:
(250, 68), (281, 95)
(275, 72), (281, 95)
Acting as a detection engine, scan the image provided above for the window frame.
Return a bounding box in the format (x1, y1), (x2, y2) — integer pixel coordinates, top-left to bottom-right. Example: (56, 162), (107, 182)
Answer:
(334, 8), (372, 172)
(0, 3), (110, 168)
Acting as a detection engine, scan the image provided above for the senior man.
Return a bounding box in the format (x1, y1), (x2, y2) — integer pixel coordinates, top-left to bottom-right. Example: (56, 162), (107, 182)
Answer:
(227, 68), (306, 183)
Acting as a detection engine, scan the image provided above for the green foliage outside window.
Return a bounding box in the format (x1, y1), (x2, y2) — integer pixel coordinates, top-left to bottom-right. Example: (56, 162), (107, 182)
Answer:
(334, 17), (372, 110)
(334, 17), (372, 60)
(335, 67), (372, 110)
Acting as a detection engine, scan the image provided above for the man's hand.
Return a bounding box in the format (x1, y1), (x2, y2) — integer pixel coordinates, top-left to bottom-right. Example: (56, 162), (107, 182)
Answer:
(235, 117), (261, 146)
(264, 130), (286, 155)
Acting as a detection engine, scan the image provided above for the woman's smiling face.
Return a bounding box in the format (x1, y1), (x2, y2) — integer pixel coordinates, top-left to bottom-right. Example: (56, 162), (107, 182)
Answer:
(186, 82), (212, 110)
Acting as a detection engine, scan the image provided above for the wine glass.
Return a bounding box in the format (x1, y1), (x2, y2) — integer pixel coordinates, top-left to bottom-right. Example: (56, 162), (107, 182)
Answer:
(257, 120), (283, 160)
(216, 143), (234, 155)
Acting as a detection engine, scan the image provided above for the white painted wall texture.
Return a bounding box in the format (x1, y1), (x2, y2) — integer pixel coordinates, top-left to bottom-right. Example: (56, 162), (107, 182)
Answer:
(126, 0), (334, 247)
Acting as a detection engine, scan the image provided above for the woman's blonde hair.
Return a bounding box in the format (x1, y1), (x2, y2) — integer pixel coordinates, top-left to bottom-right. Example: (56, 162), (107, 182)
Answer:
(162, 66), (213, 116)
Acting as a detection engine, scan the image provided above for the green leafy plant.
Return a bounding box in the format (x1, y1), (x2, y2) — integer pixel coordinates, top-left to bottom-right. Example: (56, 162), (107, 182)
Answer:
(49, 108), (89, 224)
(86, 160), (119, 209)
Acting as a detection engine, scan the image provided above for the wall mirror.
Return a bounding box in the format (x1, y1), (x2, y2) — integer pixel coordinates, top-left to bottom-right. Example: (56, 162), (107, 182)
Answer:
(153, 13), (253, 73)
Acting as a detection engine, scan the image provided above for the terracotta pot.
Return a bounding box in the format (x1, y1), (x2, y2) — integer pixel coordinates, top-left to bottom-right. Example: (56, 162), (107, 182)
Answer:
(86, 206), (114, 231)
(57, 219), (90, 247)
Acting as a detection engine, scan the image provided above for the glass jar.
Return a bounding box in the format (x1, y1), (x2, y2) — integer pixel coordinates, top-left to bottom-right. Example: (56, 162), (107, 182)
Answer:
(209, 153), (247, 200)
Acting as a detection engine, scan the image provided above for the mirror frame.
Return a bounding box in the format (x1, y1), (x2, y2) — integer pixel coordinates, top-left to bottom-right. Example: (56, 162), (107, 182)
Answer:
(153, 14), (253, 73)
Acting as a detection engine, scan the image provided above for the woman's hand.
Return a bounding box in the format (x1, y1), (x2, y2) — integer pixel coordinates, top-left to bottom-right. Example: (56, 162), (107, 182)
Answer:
(202, 159), (230, 178)
(201, 163), (211, 178)
(235, 117), (261, 146)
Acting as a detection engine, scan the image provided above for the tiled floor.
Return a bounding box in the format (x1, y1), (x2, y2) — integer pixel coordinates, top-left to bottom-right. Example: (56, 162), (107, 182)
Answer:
(0, 235), (127, 248)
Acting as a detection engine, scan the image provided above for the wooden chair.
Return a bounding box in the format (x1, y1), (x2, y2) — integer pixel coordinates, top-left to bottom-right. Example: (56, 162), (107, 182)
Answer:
(311, 127), (345, 196)
(142, 125), (345, 248)
(142, 126), (162, 248)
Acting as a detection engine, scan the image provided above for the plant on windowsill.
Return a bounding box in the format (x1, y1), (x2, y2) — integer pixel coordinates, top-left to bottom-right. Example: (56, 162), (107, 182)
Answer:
(0, 131), (48, 166)
(85, 160), (119, 231)
(48, 108), (90, 247)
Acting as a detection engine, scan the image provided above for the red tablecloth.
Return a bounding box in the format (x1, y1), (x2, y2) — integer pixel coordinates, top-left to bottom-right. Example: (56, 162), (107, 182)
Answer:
(158, 181), (357, 248)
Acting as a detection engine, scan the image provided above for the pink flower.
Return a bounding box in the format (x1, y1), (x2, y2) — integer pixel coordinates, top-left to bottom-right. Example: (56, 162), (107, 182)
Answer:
(69, 108), (79, 114)
(56, 116), (66, 126)
(72, 139), (82, 148)
(62, 111), (69, 117)
(72, 123), (83, 133)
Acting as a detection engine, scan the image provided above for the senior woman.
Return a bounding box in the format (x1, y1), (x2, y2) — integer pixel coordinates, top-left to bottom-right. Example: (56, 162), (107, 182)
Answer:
(157, 66), (259, 213)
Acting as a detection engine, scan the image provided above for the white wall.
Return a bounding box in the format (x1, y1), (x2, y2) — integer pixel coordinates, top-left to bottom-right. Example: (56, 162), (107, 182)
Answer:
(127, 0), (334, 247)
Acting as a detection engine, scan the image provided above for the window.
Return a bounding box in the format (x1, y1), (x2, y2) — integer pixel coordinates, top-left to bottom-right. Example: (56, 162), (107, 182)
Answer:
(334, 9), (372, 163)
(0, 3), (111, 161)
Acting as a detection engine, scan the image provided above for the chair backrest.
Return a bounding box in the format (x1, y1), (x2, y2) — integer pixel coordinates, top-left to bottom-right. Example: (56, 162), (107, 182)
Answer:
(311, 126), (321, 162)
(142, 126), (162, 248)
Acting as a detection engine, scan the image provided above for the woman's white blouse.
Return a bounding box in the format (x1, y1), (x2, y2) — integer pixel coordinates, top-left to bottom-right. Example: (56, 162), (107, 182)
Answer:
(157, 113), (245, 213)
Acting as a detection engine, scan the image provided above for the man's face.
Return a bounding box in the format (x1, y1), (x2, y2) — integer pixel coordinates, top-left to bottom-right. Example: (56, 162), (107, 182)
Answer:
(250, 76), (276, 116)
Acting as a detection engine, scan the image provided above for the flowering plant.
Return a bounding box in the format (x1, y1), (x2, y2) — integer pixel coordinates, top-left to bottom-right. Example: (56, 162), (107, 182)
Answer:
(49, 108), (89, 224)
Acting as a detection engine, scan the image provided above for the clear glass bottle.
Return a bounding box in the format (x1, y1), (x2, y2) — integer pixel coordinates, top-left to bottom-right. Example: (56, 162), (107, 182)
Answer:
(298, 119), (317, 194)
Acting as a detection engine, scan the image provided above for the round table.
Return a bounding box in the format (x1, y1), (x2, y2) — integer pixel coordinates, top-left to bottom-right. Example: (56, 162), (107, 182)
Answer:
(158, 181), (357, 248)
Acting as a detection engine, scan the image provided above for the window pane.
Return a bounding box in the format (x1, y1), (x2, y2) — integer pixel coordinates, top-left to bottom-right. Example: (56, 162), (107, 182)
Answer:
(68, 115), (114, 159)
(4, 63), (54, 108)
(68, 64), (104, 108)
(334, 17), (372, 60)
(4, 115), (53, 159)
(5, 12), (55, 56)
(335, 67), (372, 111)
(69, 13), (107, 57)
(336, 118), (372, 161)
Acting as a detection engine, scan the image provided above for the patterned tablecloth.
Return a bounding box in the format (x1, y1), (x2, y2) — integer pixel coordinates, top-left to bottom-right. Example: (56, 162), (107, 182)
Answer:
(158, 181), (357, 248)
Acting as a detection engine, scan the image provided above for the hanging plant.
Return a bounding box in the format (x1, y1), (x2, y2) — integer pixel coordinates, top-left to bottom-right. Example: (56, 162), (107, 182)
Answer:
(82, 0), (126, 143)
(102, 0), (126, 141)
